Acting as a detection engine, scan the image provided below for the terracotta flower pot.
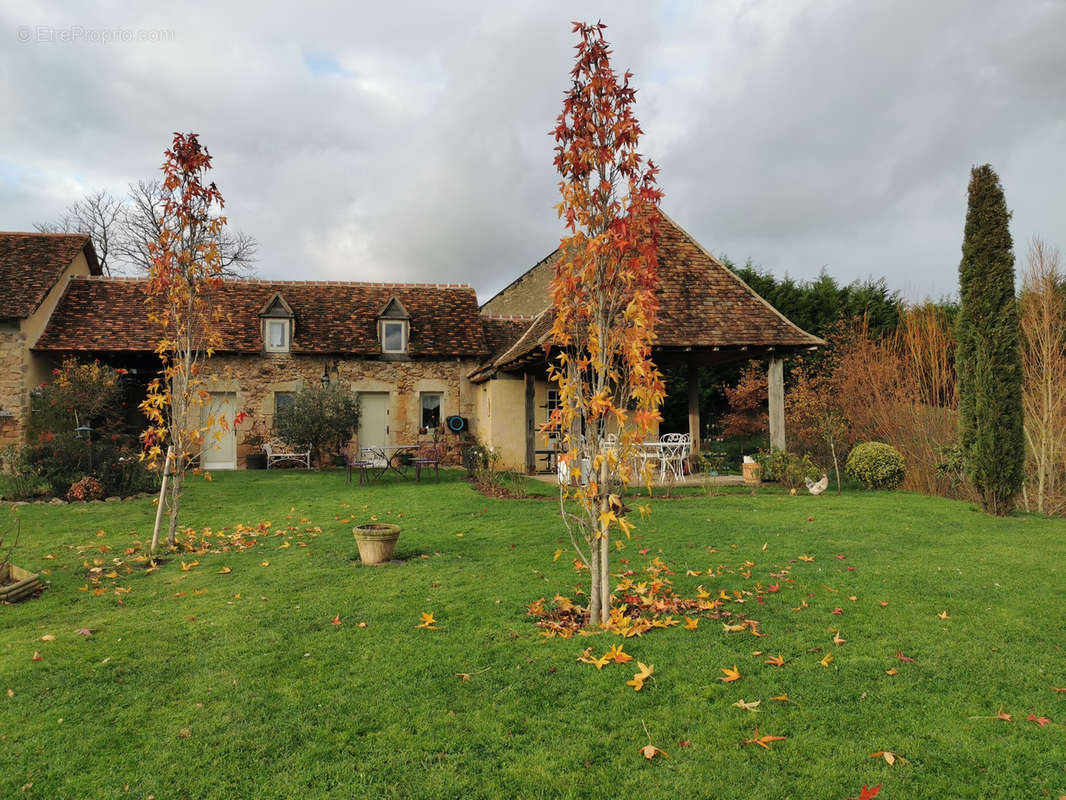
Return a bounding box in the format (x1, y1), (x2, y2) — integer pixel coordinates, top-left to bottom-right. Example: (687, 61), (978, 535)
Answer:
(353, 523), (401, 566)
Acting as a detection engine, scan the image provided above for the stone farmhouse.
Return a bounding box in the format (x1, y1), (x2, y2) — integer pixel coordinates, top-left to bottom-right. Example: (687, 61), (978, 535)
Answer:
(0, 211), (822, 471)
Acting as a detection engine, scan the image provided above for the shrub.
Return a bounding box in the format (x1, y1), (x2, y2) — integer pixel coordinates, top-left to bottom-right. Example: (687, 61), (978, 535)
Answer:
(0, 446), (47, 500)
(67, 476), (104, 503)
(4, 358), (158, 500)
(755, 449), (822, 491)
(846, 441), (906, 489)
(274, 384), (360, 467)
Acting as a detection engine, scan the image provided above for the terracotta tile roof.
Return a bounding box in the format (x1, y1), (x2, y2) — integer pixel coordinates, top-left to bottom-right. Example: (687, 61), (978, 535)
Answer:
(0, 232), (99, 319)
(35, 277), (487, 357)
(480, 315), (535, 361)
(471, 211), (823, 377)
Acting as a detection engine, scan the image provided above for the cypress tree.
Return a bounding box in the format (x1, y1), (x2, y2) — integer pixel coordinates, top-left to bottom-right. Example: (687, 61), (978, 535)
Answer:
(956, 164), (1024, 515)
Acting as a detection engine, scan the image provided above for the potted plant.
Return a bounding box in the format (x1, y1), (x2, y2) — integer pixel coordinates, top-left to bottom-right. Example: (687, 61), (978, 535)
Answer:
(243, 433), (267, 469)
(0, 523), (42, 603)
(353, 522), (401, 566)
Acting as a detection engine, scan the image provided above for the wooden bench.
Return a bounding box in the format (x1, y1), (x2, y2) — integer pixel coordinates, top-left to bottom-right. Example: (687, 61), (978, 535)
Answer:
(263, 439), (311, 470)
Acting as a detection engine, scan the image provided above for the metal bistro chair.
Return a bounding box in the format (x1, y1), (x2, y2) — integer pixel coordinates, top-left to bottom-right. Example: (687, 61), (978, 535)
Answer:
(413, 444), (442, 482)
(343, 445), (373, 485)
(659, 433), (691, 483)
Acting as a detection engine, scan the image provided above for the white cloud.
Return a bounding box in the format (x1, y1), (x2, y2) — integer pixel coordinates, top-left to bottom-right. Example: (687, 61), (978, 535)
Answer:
(1, 0), (1063, 302)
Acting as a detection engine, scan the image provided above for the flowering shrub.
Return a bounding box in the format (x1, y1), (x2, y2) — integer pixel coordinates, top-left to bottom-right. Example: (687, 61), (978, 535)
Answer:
(0, 357), (159, 500)
(66, 476), (104, 502)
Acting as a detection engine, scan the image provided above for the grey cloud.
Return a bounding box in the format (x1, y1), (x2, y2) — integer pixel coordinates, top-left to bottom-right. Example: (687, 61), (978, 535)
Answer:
(1, 0), (1062, 302)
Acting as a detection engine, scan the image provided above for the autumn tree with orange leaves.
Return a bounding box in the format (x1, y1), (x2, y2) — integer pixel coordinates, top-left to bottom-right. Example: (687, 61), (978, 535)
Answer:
(140, 133), (229, 551)
(545, 22), (665, 627)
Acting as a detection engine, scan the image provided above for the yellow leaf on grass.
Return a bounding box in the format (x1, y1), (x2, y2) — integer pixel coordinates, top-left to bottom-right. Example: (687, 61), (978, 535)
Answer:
(260, 561), (270, 567)
(684, 617), (699, 630)
(732, 698), (761, 711)
(553, 548), (563, 562)
(820, 652), (833, 667)
(605, 644), (633, 664)
(798, 554), (814, 562)
(217, 567), (232, 574)
(764, 654), (785, 667)
(180, 560), (199, 571)
(832, 633), (847, 645)
(417, 612), (437, 630)
(719, 665), (741, 683)
(627, 662), (655, 691)
(722, 623), (746, 633)
(869, 750), (907, 766)
(743, 726), (786, 750)
(639, 743), (668, 760)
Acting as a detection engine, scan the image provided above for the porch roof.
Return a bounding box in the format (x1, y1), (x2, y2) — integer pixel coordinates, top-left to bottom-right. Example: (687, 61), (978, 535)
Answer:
(469, 211), (824, 381)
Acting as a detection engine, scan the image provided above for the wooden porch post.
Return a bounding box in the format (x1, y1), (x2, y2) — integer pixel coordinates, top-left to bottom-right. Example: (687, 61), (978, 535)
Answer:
(687, 355), (700, 458)
(768, 356), (785, 451)
(524, 373), (536, 474)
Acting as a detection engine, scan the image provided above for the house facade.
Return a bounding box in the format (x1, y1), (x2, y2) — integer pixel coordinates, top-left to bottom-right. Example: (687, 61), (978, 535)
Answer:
(0, 233), (101, 448)
(2, 213), (821, 471)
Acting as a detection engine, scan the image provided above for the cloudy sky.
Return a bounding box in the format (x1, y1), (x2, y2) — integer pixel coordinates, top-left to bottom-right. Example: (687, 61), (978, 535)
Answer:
(2, 0), (1063, 303)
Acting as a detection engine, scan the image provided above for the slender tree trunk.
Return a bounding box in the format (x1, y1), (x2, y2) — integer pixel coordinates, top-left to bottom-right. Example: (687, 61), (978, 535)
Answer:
(599, 534), (610, 622)
(149, 446), (173, 553)
(598, 459), (611, 621)
(587, 543), (601, 627)
(167, 455), (183, 546)
(831, 441), (841, 495)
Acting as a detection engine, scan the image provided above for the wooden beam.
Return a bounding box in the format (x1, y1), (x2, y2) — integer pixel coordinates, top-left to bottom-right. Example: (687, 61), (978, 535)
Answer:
(687, 355), (700, 458)
(768, 357), (785, 451)
(524, 373), (536, 474)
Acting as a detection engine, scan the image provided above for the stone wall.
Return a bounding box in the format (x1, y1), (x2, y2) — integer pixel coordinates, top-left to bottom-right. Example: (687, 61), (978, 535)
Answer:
(202, 354), (482, 467)
(0, 326), (26, 448)
(479, 253), (555, 317)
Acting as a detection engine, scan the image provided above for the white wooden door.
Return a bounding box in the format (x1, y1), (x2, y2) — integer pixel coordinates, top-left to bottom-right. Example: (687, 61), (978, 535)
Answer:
(358, 392), (389, 449)
(201, 392), (237, 470)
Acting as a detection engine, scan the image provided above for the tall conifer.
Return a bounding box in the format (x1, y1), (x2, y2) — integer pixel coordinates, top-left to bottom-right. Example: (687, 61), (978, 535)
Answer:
(957, 164), (1024, 515)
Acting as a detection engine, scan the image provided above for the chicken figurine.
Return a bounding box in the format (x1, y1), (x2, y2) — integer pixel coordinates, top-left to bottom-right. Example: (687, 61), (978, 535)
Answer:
(805, 473), (829, 495)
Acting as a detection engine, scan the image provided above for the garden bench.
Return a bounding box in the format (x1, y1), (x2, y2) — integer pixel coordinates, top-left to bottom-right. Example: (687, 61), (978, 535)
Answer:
(263, 439), (311, 470)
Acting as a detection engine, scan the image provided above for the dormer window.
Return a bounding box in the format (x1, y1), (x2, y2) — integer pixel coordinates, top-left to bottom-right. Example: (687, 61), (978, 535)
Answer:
(266, 320), (289, 351)
(259, 292), (295, 354)
(382, 320), (406, 353)
(376, 296), (410, 355)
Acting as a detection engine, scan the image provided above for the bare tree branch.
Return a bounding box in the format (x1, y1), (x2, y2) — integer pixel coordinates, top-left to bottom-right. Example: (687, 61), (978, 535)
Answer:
(34, 189), (124, 275)
(36, 181), (259, 279)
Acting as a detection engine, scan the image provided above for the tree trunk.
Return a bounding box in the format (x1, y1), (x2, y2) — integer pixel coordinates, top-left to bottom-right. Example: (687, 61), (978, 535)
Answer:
(167, 455), (183, 546)
(149, 446), (173, 553)
(587, 544), (601, 627)
(831, 441), (841, 495)
(599, 532), (610, 622)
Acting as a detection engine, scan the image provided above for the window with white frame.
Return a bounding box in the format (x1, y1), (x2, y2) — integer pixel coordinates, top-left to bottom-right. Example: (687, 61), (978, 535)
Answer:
(546, 388), (560, 422)
(266, 319), (290, 352)
(421, 393), (442, 430)
(382, 320), (407, 353)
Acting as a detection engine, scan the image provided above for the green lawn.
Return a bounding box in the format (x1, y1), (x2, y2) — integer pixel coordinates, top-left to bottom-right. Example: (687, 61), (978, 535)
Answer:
(1, 471), (1063, 799)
